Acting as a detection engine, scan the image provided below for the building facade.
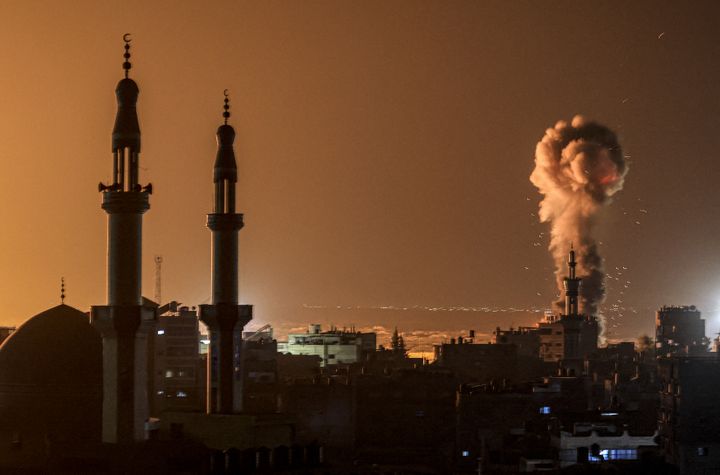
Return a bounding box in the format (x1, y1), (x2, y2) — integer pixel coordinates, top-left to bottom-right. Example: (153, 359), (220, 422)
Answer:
(278, 325), (376, 367)
(153, 305), (203, 413)
(659, 356), (720, 474)
(538, 250), (598, 368)
(656, 305), (707, 357)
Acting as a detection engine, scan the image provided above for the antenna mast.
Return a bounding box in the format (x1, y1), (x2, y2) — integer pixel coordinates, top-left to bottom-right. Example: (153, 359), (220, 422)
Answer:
(154, 255), (163, 304)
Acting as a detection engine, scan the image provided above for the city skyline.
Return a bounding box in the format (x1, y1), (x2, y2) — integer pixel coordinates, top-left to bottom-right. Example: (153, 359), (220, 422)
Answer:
(1, 1), (719, 345)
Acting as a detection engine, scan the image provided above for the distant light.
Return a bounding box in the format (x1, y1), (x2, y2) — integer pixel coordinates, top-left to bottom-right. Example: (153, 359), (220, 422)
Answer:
(157, 330), (165, 335)
(462, 450), (470, 457)
(539, 406), (551, 414)
(601, 412), (619, 417)
(176, 391), (187, 398)
(200, 339), (210, 345)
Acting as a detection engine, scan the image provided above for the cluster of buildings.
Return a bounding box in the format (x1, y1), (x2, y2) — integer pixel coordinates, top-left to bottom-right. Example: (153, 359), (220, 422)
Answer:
(0, 39), (718, 475)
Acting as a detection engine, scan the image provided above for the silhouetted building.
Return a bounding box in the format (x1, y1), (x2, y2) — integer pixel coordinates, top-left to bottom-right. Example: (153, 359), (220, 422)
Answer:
(456, 382), (545, 472)
(455, 370), (661, 473)
(154, 304), (203, 413)
(365, 347), (424, 375)
(434, 339), (519, 383)
(659, 356), (720, 474)
(353, 369), (456, 472)
(276, 352), (322, 382)
(656, 305), (707, 358)
(242, 331), (279, 413)
(584, 342), (660, 422)
(278, 324), (376, 367)
(493, 326), (541, 357)
(280, 376), (355, 451)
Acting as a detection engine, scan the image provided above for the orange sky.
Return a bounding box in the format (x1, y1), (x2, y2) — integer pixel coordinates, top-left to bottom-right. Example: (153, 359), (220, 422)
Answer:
(2, 1), (720, 344)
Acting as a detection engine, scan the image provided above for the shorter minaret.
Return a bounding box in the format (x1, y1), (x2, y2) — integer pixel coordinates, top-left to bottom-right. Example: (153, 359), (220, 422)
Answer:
(199, 91), (252, 414)
(563, 246), (581, 316)
(91, 35), (156, 443)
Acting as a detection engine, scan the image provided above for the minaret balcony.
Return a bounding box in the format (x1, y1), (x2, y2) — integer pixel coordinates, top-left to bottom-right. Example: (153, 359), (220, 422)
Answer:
(101, 190), (151, 214)
(207, 213), (244, 231)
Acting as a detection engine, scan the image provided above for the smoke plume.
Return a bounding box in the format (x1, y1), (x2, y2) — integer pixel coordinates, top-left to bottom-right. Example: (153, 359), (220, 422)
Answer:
(530, 116), (627, 319)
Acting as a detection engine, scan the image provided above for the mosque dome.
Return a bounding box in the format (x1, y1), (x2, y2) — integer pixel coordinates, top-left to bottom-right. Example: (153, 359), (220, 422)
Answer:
(0, 304), (102, 466)
(0, 304), (102, 386)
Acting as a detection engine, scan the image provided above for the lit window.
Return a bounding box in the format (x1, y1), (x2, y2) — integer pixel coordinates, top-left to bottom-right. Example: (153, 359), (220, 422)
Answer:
(539, 406), (551, 414)
(176, 391), (188, 398)
(462, 450), (470, 457)
(698, 447), (709, 456)
(156, 390), (164, 396)
(165, 370), (173, 378)
(157, 330), (165, 335)
(589, 449), (637, 462)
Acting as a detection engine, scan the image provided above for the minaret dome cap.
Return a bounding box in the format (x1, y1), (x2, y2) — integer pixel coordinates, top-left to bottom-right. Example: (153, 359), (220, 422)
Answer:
(217, 123), (235, 146)
(112, 78), (141, 152)
(116, 77), (139, 103)
(214, 124), (237, 183)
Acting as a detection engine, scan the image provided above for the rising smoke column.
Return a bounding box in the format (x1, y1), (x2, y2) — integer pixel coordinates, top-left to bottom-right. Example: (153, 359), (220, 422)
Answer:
(530, 116), (627, 319)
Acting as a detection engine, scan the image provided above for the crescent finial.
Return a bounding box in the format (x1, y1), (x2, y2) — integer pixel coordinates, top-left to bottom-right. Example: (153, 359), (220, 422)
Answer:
(223, 90), (230, 124)
(122, 34), (132, 77)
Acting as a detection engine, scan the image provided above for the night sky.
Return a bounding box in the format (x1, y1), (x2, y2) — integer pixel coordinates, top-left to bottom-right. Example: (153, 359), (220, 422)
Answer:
(1, 1), (720, 352)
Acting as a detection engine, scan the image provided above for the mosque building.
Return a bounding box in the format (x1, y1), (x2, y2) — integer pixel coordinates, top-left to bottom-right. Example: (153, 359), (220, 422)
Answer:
(0, 304), (102, 468)
(0, 37), (295, 472)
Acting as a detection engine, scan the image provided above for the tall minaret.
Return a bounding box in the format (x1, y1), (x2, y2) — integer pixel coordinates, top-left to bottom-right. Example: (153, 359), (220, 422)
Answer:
(199, 91), (252, 414)
(563, 246), (581, 316)
(91, 35), (156, 444)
